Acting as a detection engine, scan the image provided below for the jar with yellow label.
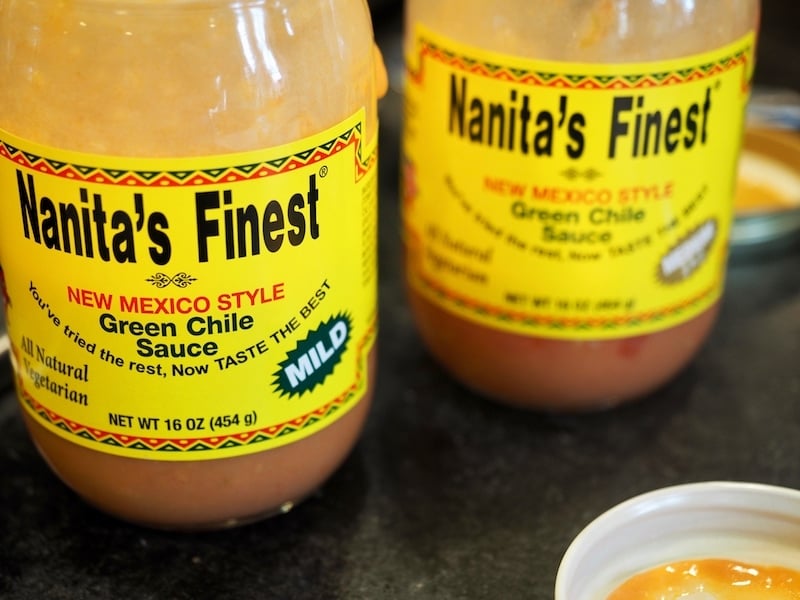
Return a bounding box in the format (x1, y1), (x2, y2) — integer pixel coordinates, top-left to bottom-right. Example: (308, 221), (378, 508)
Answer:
(402, 0), (760, 411)
(0, 0), (386, 529)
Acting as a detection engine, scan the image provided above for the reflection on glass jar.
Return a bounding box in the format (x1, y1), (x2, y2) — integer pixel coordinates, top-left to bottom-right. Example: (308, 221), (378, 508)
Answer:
(402, 0), (760, 410)
(0, 0), (385, 529)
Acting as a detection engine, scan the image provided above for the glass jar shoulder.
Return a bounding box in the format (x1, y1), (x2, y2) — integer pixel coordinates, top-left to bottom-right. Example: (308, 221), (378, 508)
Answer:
(405, 0), (759, 62)
(0, 0), (377, 156)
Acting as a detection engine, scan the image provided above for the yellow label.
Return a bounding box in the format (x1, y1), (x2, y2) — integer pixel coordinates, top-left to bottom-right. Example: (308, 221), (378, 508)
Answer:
(0, 110), (377, 460)
(403, 26), (755, 339)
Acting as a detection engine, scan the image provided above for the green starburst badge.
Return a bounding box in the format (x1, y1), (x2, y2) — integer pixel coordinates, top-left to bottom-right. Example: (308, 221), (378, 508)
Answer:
(273, 313), (352, 398)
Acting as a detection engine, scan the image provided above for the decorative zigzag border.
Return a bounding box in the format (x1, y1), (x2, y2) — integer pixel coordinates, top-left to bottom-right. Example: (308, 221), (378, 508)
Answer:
(418, 272), (718, 332)
(0, 122), (374, 187)
(17, 323), (375, 454)
(410, 37), (751, 90)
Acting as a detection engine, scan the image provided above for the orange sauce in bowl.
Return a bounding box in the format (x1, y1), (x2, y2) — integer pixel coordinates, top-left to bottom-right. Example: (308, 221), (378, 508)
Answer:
(735, 129), (800, 215)
(735, 178), (796, 213)
(608, 559), (800, 599)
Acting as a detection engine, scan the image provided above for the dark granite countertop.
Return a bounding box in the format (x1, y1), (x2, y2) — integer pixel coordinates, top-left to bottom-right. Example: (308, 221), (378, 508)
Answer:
(1, 4), (799, 599)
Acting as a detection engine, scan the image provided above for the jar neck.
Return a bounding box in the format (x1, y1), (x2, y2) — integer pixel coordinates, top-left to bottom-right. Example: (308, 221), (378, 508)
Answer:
(405, 0), (760, 62)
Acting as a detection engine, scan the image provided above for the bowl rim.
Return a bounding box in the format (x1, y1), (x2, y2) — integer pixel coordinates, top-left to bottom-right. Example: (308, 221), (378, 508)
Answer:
(554, 480), (800, 599)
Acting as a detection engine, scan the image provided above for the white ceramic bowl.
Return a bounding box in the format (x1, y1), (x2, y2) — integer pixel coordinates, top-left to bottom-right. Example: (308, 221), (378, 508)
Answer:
(555, 481), (800, 600)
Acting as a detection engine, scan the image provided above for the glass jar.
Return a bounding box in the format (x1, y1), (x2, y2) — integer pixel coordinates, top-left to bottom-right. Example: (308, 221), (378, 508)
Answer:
(0, 0), (385, 529)
(402, 0), (760, 411)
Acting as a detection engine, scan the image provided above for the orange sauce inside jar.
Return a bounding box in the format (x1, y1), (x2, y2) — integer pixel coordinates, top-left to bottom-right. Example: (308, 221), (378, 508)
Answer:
(407, 290), (718, 411)
(402, 0), (760, 411)
(0, 0), (386, 529)
(20, 363), (376, 528)
(608, 558), (800, 599)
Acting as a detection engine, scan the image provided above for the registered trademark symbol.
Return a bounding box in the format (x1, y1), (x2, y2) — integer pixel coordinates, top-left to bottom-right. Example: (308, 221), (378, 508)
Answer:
(319, 165), (329, 178)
